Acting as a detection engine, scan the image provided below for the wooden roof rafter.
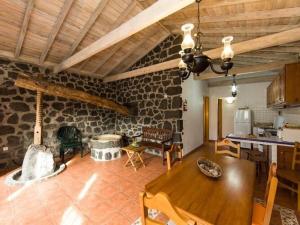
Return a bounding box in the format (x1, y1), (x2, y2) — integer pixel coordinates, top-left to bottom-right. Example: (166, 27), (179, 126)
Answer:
(195, 61), (296, 80)
(15, 0), (34, 58)
(100, 33), (156, 78)
(114, 32), (169, 74)
(134, 0), (171, 35)
(161, 7), (300, 26)
(53, 0), (195, 73)
(63, 0), (110, 59)
(0, 0), (299, 79)
(81, 0), (138, 73)
(103, 27), (300, 82)
(39, 0), (75, 64)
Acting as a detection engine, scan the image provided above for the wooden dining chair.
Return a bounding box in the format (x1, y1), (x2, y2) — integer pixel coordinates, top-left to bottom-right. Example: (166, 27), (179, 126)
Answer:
(215, 138), (241, 159)
(252, 163), (278, 225)
(140, 192), (196, 225)
(277, 142), (300, 211)
(166, 144), (183, 171)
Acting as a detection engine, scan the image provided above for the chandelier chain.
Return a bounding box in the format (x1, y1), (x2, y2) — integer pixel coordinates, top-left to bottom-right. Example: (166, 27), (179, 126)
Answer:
(195, 0), (203, 53)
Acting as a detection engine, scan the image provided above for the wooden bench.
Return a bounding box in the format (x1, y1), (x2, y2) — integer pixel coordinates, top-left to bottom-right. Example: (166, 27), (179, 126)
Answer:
(133, 127), (173, 164)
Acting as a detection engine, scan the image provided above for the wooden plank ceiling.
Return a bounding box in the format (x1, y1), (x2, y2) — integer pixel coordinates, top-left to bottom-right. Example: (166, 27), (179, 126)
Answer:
(0, 0), (300, 80)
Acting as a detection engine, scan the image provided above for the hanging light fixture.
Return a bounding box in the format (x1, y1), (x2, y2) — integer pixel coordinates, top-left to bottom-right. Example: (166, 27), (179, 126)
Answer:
(231, 74), (237, 97)
(178, 0), (234, 80)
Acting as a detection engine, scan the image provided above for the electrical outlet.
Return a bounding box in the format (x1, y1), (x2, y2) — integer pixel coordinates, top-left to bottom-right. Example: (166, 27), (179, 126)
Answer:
(3, 146), (8, 151)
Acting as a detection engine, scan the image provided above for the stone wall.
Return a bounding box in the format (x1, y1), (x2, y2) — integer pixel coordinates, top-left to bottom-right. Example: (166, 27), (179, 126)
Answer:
(0, 34), (183, 169)
(0, 59), (117, 169)
(115, 34), (183, 144)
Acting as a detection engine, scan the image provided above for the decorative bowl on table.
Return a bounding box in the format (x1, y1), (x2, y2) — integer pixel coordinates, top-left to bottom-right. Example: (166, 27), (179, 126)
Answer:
(197, 159), (223, 178)
(130, 141), (140, 148)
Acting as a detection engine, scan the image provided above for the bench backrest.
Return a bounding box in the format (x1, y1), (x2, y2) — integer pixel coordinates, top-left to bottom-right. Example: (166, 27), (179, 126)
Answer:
(142, 127), (173, 142)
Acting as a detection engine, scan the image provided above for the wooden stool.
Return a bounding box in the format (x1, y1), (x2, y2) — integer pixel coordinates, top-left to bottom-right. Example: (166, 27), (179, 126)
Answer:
(121, 145), (146, 171)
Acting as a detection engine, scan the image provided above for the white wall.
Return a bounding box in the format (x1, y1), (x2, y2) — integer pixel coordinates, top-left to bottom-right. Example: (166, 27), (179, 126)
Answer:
(208, 82), (300, 140)
(209, 82), (274, 140)
(182, 77), (208, 155)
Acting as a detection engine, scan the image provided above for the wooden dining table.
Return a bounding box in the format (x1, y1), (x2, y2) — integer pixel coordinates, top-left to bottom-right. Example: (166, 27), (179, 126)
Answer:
(145, 150), (256, 225)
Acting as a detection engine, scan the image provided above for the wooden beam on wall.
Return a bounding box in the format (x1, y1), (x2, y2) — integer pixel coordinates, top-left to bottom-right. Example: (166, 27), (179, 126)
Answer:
(15, 0), (34, 57)
(15, 76), (129, 115)
(104, 27), (300, 82)
(64, 0), (110, 58)
(39, 0), (74, 63)
(53, 0), (195, 73)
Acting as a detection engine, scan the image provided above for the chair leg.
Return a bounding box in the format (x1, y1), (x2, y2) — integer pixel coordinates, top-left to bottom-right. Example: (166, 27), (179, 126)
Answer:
(298, 184), (300, 211)
(60, 148), (64, 163)
(162, 145), (165, 165)
(264, 161), (269, 178)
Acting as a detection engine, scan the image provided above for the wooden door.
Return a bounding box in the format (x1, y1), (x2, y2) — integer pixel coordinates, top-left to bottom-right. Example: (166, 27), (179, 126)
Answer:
(203, 96), (209, 142)
(217, 99), (222, 140)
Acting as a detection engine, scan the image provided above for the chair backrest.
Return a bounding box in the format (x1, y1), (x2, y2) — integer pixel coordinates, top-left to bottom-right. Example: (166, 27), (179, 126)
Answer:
(166, 144), (183, 171)
(140, 192), (196, 225)
(215, 139), (240, 159)
(57, 126), (81, 142)
(263, 163), (278, 225)
(292, 142), (300, 170)
(142, 127), (173, 142)
(265, 163), (277, 202)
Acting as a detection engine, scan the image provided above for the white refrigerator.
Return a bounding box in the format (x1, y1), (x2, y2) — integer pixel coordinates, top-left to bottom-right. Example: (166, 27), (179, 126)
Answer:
(234, 109), (252, 149)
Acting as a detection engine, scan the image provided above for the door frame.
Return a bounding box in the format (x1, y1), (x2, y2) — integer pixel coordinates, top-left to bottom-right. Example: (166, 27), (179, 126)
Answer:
(217, 98), (223, 140)
(203, 96), (209, 143)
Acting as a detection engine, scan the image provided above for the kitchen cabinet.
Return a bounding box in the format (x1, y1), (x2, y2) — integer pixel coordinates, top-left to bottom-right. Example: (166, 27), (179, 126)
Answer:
(277, 145), (294, 169)
(267, 62), (300, 108)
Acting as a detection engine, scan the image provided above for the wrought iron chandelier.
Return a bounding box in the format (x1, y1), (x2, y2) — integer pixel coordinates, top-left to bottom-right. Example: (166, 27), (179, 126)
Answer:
(178, 0), (235, 80)
(231, 74), (237, 97)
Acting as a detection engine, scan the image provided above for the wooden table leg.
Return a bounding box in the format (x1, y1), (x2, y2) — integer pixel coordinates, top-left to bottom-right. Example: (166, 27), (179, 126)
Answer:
(123, 148), (145, 171)
(125, 151), (138, 171)
(297, 184), (300, 211)
(137, 152), (146, 168)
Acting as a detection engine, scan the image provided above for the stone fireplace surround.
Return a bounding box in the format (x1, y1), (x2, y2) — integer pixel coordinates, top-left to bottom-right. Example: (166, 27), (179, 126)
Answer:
(0, 34), (183, 170)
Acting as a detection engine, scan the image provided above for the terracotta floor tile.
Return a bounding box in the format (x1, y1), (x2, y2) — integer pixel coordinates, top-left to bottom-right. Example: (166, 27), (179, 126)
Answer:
(87, 201), (114, 223)
(119, 200), (141, 222)
(0, 147), (296, 225)
(102, 212), (132, 225)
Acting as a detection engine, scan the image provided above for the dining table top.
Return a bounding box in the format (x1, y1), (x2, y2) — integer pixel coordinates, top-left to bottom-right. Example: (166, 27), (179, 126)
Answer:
(145, 150), (256, 225)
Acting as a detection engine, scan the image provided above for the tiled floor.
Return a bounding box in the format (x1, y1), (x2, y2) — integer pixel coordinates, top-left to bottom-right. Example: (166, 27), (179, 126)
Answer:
(0, 153), (165, 225)
(0, 145), (298, 225)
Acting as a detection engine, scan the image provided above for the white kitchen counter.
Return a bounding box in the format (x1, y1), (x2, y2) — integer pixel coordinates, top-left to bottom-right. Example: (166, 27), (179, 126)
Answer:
(226, 134), (294, 163)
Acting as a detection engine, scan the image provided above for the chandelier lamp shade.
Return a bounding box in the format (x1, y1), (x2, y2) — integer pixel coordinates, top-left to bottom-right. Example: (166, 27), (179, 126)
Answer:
(178, 0), (235, 80)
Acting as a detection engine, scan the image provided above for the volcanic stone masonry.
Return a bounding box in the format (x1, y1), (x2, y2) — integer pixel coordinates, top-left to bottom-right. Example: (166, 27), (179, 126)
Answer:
(0, 34), (183, 169)
(0, 60), (117, 169)
(115, 34), (183, 152)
